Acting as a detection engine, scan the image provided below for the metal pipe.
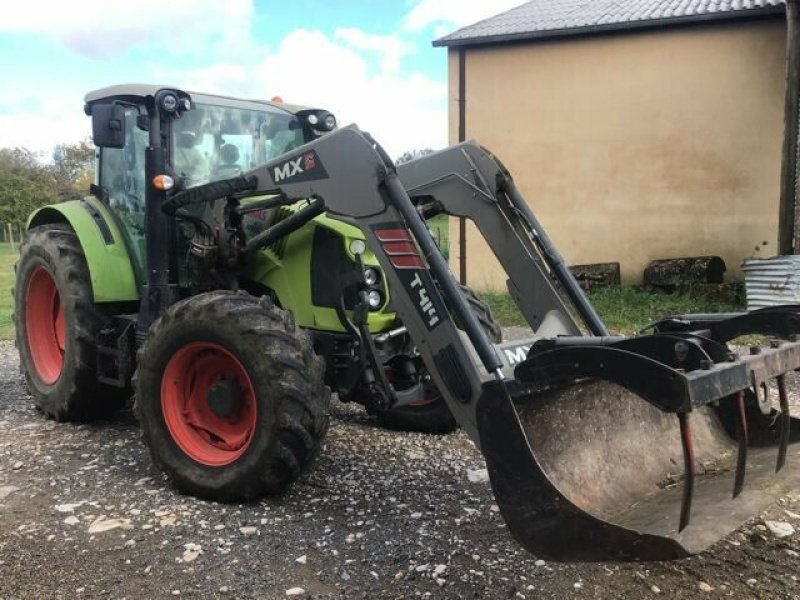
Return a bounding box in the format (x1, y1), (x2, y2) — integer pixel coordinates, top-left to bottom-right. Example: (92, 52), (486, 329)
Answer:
(236, 195), (293, 215)
(678, 412), (695, 532)
(458, 47), (467, 285)
(776, 374), (791, 471)
(732, 390), (748, 498)
(244, 200), (324, 253)
(374, 325), (408, 343)
(534, 335), (626, 349)
(502, 178), (609, 336)
(779, 0), (800, 254)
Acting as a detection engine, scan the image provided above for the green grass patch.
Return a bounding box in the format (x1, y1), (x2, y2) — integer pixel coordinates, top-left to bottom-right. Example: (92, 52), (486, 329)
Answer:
(427, 215), (449, 260)
(587, 286), (742, 335)
(479, 291), (528, 328)
(482, 286), (744, 335)
(0, 242), (16, 340)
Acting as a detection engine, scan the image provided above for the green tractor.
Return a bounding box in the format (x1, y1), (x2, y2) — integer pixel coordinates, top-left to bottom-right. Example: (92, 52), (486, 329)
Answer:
(15, 85), (497, 499)
(14, 85), (800, 561)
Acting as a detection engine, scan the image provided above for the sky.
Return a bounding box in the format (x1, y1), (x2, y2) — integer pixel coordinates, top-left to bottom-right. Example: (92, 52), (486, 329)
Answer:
(0, 0), (524, 159)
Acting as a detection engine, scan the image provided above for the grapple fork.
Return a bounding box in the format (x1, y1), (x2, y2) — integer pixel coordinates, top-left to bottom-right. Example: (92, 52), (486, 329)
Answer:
(494, 307), (800, 560)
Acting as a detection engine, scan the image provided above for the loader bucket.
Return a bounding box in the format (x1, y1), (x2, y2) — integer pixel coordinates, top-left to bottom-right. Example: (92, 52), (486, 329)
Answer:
(477, 334), (800, 561)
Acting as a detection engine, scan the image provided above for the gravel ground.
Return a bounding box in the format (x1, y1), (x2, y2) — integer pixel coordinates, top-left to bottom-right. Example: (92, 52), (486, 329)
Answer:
(1, 338), (799, 599)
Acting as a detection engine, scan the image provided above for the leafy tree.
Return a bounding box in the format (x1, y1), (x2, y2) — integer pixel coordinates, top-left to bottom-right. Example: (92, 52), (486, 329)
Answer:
(396, 148), (435, 165)
(0, 140), (96, 225)
(53, 139), (95, 201)
(0, 148), (61, 225)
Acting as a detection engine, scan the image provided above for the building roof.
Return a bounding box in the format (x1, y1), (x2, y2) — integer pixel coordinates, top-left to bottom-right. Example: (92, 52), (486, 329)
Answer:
(434, 0), (785, 47)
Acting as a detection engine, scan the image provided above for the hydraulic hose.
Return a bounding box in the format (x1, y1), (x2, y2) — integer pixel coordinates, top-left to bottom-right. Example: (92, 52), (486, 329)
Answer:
(162, 175), (257, 215)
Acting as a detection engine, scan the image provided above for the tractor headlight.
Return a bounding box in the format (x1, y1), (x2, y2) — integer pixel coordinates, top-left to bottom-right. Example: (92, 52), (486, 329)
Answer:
(300, 109), (337, 133)
(364, 268), (380, 286)
(366, 290), (383, 309)
(349, 239), (366, 255)
(161, 93), (178, 112)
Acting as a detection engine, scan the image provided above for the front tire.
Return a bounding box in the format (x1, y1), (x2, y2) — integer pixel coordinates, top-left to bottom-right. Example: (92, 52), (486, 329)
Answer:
(14, 224), (126, 421)
(135, 291), (330, 501)
(375, 284), (502, 434)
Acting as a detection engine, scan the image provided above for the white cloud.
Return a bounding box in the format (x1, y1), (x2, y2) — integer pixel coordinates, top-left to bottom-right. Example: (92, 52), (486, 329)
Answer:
(1, 3), (456, 158)
(264, 30), (446, 156)
(0, 0), (253, 58)
(158, 29), (447, 158)
(404, 0), (526, 32)
(334, 28), (413, 74)
(0, 109), (89, 158)
(0, 86), (99, 156)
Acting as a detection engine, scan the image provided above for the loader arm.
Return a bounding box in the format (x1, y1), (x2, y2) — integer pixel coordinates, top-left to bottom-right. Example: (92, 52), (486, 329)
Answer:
(167, 124), (800, 561)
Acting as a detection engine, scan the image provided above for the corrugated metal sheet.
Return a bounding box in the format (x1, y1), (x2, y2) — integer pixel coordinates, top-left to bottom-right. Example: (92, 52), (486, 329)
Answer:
(434, 0), (784, 47)
(742, 256), (800, 309)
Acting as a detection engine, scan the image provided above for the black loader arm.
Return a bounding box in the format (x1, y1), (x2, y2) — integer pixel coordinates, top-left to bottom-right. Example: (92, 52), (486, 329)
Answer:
(397, 143), (589, 338)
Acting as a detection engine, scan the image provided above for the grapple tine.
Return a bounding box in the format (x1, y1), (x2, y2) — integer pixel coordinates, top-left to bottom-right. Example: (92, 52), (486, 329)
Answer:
(776, 374), (791, 472)
(677, 412), (695, 532)
(733, 390), (748, 498)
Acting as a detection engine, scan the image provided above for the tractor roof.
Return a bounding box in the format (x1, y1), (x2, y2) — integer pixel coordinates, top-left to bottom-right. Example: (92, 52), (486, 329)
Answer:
(84, 84), (316, 116)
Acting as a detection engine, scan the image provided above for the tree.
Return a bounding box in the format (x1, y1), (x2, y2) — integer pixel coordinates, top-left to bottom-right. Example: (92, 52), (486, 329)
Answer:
(396, 148), (435, 165)
(52, 139), (95, 201)
(0, 148), (62, 225)
(0, 140), (96, 226)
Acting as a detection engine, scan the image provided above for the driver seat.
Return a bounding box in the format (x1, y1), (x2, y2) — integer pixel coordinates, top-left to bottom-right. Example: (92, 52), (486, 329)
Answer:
(215, 143), (241, 178)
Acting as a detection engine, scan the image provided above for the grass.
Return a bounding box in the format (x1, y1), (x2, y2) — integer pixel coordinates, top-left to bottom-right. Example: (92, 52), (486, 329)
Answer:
(482, 285), (744, 335)
(587, 286), (742, 334)
(480, 291), (529, 329)
(0, 242), (16, 340)
(427, 215), (450, 260)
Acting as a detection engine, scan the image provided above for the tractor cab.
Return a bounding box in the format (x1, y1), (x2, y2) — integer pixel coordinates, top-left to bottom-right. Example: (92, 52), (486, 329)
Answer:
(84, 85), (337, 320)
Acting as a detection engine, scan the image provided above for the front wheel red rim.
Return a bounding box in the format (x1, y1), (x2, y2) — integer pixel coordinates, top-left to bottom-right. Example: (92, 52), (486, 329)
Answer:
(25, 266), (66, 385)
(161, 342), (257, 466)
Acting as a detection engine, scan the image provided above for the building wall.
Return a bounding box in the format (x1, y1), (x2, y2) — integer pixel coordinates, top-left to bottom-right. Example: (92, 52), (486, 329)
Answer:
(447, 20), (787, 289)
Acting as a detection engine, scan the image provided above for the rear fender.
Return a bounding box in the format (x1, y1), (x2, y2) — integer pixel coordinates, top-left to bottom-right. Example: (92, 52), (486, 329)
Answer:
(27, 198), (139, 303)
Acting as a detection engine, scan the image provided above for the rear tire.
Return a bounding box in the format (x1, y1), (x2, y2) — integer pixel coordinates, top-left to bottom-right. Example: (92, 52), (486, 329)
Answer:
(14, 224), (126, 421)
(134, 291), (330, 501)
(376, 284), (502, 434)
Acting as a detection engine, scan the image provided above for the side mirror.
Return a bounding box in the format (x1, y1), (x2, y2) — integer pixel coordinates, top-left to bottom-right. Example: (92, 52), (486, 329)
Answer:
(91, 103), (126, 148)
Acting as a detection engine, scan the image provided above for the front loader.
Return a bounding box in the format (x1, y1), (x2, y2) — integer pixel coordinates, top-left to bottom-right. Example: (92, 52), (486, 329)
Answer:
(14, 85), (800, 562)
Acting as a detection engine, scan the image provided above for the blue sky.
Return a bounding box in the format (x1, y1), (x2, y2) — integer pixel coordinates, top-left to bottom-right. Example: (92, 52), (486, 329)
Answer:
(0, 0), (522, 158)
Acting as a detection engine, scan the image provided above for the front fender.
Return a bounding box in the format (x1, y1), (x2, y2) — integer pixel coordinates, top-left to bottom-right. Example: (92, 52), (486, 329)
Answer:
(27, 198), (139, 303)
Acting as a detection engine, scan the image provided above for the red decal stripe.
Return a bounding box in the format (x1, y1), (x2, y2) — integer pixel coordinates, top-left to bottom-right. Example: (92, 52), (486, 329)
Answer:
(390, 255), (425, 269)
(375, 228), (412, 242)
(383, 241), (418, 256)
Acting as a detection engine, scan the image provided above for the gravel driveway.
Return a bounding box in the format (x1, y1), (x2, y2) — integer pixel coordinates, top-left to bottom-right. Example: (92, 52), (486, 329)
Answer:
(1, 339), (799, 599)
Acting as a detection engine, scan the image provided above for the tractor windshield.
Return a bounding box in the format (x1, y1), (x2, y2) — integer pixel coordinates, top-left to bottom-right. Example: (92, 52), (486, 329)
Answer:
(172, 101), (305, 188)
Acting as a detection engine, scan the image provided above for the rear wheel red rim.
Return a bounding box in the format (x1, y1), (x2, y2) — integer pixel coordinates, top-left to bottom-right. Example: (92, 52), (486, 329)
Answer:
(161, 342), (257, 466)
(25, 266), (65, 385)
(388, 369), (439, 408)
(408, 375), (440, 407)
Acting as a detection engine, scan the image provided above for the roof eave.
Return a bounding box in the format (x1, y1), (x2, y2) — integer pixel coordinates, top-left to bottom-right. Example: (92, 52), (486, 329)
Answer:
(432, 6), (785, 48)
